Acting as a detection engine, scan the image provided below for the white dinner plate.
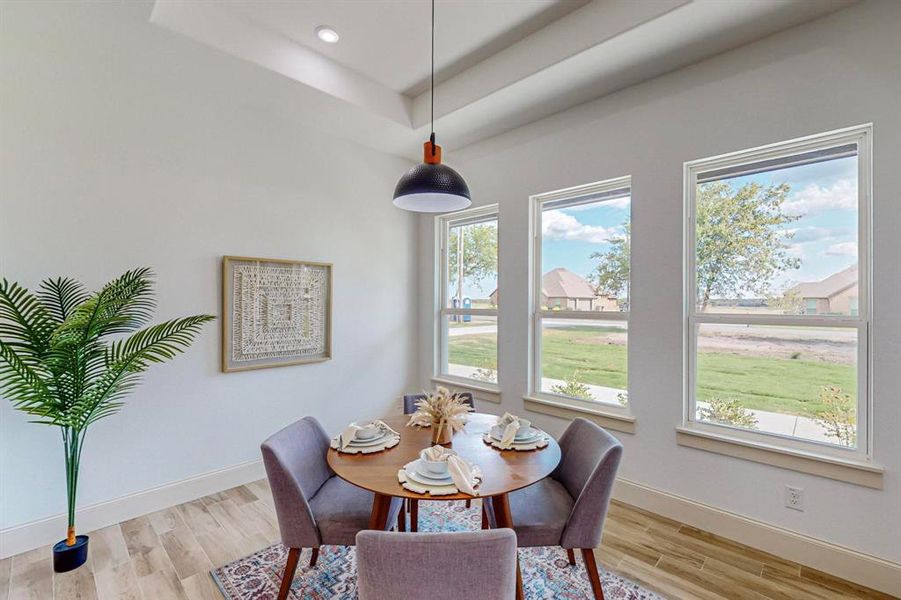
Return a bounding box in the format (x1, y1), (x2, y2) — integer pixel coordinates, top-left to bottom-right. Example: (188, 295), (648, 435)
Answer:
(403, 461), (454, 486)
(346, 432), (393, 447)
(489, 426), (542, 443)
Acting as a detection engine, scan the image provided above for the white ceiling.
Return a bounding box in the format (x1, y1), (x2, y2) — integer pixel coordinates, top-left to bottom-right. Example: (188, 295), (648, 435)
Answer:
(227, 0), (589, 96)
(150, 0), (856, 161)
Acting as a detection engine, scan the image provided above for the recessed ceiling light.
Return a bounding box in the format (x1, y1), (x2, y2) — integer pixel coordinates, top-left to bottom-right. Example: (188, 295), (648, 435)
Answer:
(315, 26), (339, 44)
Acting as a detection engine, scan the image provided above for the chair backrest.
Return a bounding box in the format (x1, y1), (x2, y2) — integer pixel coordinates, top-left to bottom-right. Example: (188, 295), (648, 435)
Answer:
(356, 529), (517, 600)
(260, 417), (332, 549)
(403, 392), (474, 414)
(554, 417), (623, 549)
(402, 393), (426, 414)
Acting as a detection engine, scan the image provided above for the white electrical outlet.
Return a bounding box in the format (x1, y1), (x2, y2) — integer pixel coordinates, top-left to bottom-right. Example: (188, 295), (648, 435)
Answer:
(785, 485), (804, 511)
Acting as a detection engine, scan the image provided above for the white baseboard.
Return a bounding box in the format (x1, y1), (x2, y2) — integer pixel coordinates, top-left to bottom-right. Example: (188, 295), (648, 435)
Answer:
(613, 477), (901, 597)
(0, 459), (265, 559)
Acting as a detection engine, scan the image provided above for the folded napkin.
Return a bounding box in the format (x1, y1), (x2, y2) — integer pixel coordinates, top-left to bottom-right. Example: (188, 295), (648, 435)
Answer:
(423, 445), (480, 496)
(338, 420), (398, 449)
(496, 412), (521, 450)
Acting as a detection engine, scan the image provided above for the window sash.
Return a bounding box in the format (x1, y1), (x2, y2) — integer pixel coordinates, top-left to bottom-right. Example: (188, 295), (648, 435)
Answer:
(683, 124), (872, 460)
(530, 177), (632, 407)
(435, 205), (499, 383)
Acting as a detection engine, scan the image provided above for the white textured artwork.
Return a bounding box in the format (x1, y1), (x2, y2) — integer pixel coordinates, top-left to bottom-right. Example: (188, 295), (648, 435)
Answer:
(223, 258), (331, 371)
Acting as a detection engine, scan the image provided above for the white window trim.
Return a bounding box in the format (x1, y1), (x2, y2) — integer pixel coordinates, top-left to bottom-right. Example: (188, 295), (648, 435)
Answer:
(434, 204), (500, 391)
(682, 124), (874, 464)
(528, 176), (633, 421)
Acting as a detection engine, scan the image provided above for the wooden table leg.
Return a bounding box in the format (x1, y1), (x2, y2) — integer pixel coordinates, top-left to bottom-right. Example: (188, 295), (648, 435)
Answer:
(492, 494), (523, 600)
(410, 498), (419, 532)
(368, 492), (391, 530)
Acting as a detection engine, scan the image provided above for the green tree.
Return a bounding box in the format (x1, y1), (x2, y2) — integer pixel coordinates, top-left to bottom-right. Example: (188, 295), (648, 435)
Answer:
(588, 221), (630, 309)
(449, 223), (497, 304)
(696, 181), (800, 310)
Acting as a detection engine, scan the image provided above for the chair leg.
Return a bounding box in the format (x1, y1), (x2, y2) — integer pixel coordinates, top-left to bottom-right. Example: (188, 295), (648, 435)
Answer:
(309, 547), (319, 568)
(567, 548), (576, 565)
(465, 499), (472, 509)
(278, 547), (300, 600)
(410, 498), (419, 532)
(397, 508), (406, 532)
(481, 504), (490, 530)
(581, 548), (605, 600)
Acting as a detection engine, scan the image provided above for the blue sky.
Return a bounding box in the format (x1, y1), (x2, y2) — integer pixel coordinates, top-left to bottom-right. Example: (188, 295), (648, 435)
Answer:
(452, 155), (857, 301)
(541, 198), (630, 280)
(723, 156), (858, 294)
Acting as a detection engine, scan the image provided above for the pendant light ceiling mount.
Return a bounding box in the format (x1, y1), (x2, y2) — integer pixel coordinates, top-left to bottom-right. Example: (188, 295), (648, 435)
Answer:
(393, 0), (471, 213)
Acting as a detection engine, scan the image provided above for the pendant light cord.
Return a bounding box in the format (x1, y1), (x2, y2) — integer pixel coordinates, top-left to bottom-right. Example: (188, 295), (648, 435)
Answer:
(430, 0), (436, 154)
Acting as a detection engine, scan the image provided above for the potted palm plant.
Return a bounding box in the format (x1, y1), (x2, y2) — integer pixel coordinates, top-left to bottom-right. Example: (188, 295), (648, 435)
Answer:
(0, 268), (213, 572)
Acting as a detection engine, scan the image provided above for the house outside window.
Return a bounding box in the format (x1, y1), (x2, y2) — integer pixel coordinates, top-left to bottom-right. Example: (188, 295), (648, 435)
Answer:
(684, 125), (871, 458)
(530, 176), (631, 410)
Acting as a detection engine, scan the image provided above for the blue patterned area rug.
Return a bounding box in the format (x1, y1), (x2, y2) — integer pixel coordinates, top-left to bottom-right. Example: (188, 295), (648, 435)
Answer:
(211, 501), (664, 599)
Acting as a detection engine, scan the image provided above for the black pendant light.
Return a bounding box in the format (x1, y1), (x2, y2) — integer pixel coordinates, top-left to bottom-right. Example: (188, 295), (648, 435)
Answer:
(393, 0), (471, 213)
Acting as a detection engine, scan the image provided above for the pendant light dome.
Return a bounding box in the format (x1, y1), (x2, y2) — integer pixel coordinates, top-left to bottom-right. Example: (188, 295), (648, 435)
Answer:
(393, 0), (471, 213)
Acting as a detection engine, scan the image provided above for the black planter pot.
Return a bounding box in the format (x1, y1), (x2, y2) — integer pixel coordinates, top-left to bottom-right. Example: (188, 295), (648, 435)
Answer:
(52, 535), (89, 572)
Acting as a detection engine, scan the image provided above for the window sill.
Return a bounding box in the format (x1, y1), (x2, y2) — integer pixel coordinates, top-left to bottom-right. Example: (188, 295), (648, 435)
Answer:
(675, 426), (884, 489)
(431, 376), (501, 404)
(523, 395), (636, 434)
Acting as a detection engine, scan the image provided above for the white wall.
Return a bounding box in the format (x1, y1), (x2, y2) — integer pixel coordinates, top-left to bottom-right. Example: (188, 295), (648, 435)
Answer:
(419, 0), (901, 564)
(0, 0), (418, 537)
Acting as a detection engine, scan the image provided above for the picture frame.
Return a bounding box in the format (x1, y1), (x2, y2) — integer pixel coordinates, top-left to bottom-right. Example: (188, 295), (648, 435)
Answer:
(221, 256), (332, 372)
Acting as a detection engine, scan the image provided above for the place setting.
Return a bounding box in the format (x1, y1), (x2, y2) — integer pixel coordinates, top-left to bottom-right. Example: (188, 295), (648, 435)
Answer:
(329, 419), (401, 454)
(398, 445), (482, 497)
(483, 412), (550, 451)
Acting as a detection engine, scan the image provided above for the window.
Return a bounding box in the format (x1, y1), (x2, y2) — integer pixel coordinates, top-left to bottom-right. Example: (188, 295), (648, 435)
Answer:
(436, 205), (499, 386)
(685, 125), (871, 457)
(531, 177), (631, 409)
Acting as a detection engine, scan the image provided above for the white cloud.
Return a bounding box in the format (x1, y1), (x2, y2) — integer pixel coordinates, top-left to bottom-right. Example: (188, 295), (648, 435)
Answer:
(783, 179), (856, 216)
(824, 242), (858, 257)
(786, 244), (807, 260)
(543, 210), (617, 243)
(787, 226), (851, 244)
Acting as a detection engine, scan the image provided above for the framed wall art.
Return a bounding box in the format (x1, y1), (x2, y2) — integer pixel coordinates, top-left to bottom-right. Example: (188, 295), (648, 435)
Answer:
(221, 256), (332, 372)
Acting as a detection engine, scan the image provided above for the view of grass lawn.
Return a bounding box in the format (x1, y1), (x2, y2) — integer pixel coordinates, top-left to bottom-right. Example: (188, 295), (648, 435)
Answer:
(448, 326), (856, 418)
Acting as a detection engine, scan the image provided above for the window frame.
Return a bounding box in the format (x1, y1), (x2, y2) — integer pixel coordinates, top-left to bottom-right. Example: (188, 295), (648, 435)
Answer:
(683, 124), (873, 461)
(529, 176), (632, 415)
(434, 204), (500, 390)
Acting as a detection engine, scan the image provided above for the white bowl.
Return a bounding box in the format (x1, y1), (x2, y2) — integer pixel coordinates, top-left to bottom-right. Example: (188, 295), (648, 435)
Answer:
(419, 448), (456, 476)
(516, 419), (532, 434)
(353, 421), (381, 440)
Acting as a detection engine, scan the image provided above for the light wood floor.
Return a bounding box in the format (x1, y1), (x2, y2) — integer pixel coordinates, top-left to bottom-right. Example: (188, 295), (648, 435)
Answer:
(1, 480), (892, 600)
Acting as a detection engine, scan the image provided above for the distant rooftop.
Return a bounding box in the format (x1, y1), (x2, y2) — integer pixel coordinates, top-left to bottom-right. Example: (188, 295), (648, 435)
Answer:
(789, 264), (858, 299)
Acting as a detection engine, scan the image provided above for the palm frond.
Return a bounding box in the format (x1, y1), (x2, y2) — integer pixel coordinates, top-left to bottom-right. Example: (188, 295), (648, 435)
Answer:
(38, 277), (89, 323)
(71, 315), (214, 428)
(0, 279), (55, 355)
(53, 268), (157, 346)
(0, 339), (64, 422)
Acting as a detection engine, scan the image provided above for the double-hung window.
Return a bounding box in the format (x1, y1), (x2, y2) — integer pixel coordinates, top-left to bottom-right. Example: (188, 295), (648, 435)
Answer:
(435, 205), (499, 387)
(684, 125), (871, 458)
(530, 177), (631, 410)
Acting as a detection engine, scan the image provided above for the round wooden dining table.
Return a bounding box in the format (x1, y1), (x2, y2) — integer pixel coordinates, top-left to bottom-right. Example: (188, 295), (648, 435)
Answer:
(327, 411), (561, 531)
(327, 412), (560, 600)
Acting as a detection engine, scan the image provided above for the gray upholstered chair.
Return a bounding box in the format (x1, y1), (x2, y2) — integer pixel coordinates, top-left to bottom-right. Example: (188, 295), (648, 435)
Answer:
(486, 417), (623, 600)
(356, 529), (517, 600)
(402, 391), (476, 528)
(261, 417), (404, 600)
